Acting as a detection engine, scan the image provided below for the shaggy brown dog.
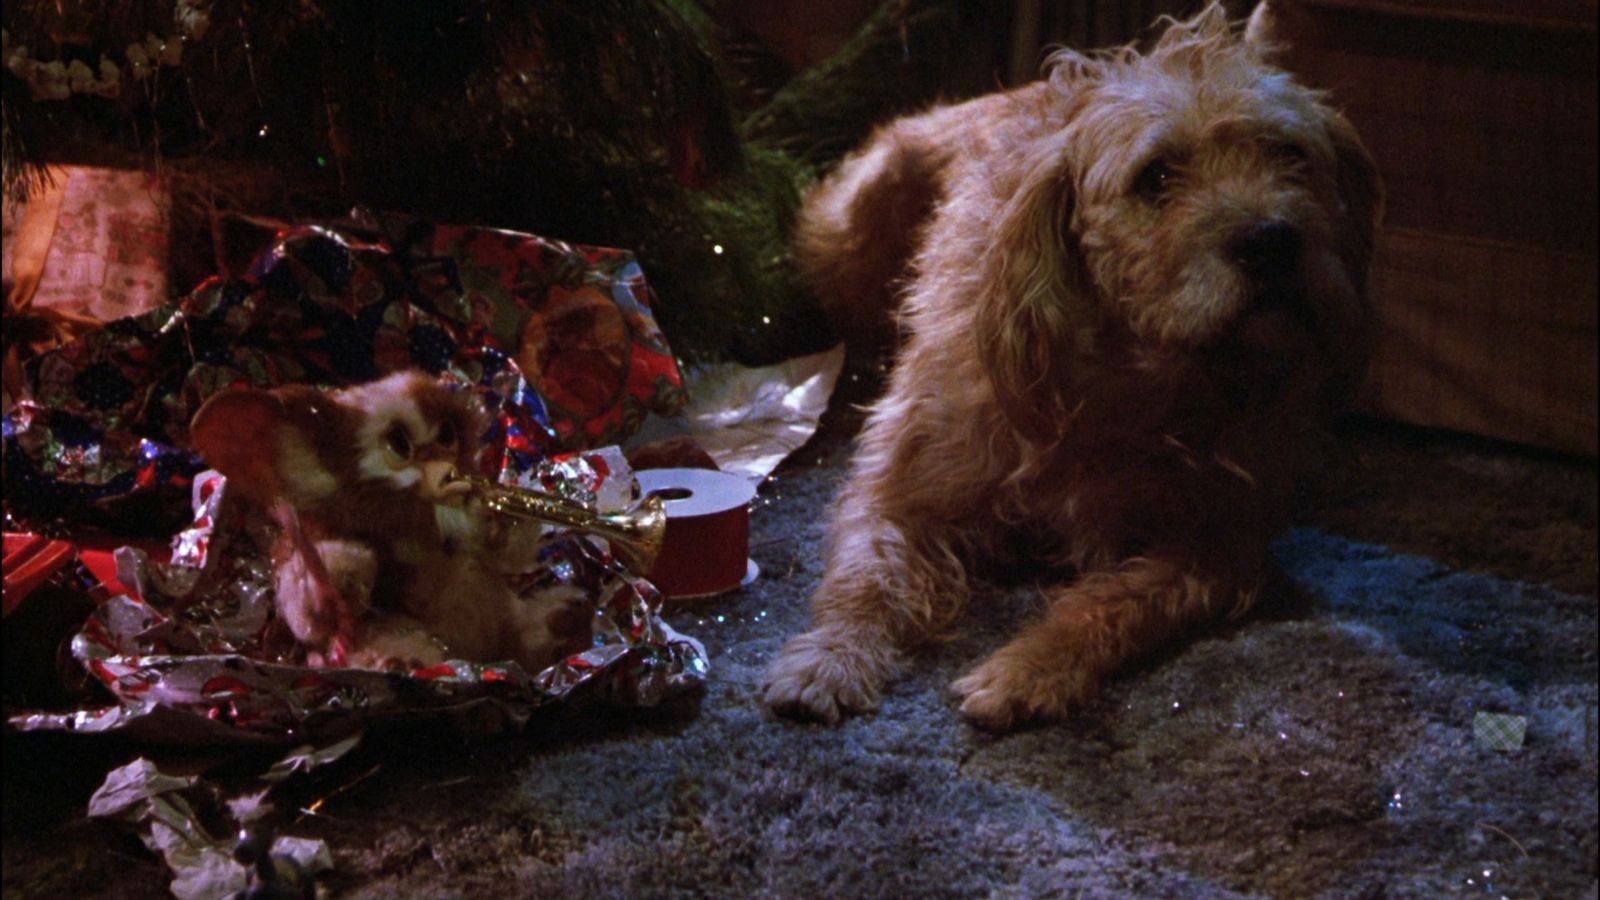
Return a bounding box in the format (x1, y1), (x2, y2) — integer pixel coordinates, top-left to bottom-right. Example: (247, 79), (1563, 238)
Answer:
(763, 3), (1382, 731)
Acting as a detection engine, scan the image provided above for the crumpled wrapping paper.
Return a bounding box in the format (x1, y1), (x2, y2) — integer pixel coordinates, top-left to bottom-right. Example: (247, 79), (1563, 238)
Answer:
(9, 457), (709, 745)
(3, 215), (683, 534)
(88, 737), (357, 899)
(680, 345), (844, 483)
(90, 756), (270, 900)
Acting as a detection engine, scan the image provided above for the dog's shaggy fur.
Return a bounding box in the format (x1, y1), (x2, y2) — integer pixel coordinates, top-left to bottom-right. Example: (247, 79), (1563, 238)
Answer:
(763, 3), (1382, 731)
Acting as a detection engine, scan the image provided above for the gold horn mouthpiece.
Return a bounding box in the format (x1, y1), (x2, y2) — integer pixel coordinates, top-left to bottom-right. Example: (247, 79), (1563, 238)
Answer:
(458, 475), (666, 573)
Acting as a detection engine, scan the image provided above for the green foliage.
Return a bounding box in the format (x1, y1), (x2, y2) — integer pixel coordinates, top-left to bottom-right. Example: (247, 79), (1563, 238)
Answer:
(2, 0), (966, 363)
(742, 0), (965, 169)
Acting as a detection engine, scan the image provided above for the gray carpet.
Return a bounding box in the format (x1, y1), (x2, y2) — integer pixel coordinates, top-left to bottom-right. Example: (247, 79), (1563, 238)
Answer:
(3, 410), (1597, 898)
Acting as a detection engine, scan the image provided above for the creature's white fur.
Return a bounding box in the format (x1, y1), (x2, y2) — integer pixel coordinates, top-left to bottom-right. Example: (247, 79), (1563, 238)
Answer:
(340, 374), (440, 488)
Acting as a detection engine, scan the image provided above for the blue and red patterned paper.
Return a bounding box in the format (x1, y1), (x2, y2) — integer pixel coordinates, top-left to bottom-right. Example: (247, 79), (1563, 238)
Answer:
(4, 215), (686, 534)
(3, 216), (705, 739)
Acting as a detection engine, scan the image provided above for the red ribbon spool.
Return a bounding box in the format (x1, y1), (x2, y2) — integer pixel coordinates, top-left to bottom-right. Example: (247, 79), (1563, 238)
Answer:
(635, 468), (757, 601)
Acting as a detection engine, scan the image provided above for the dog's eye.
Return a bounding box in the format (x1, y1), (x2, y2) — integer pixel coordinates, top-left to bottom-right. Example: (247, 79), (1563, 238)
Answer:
(436, 420), (456, 447)
(1133, 159), (1176, 204)
(1267, 141), (1309, 167)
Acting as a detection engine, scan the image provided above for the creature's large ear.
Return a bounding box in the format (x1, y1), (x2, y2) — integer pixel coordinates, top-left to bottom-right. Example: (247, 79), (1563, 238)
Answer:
(190, 388), (292, 503)
(190, 385), (338, 506)
(973, 143), (1088, 444)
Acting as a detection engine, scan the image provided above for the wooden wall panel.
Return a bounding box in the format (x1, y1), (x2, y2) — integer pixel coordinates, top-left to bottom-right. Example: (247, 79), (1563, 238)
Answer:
(1274, 0), (1598, 455)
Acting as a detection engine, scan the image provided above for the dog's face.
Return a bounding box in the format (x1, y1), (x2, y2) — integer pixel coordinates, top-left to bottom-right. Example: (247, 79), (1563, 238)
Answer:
(1073, 63), (1365, 349)
(977, 6), (1381, 435)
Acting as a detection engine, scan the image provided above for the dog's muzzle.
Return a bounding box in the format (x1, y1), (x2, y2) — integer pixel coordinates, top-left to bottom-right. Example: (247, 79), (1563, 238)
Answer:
(1231, 217), (1315, 322)
(1220, 218), (1321, 364)
(1228, 217), (1303, 285)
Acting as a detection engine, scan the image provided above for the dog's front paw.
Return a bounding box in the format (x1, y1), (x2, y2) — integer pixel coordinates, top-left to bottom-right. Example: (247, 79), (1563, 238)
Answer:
(763, 629), (887, 724)
(950, 649), (1097, 732)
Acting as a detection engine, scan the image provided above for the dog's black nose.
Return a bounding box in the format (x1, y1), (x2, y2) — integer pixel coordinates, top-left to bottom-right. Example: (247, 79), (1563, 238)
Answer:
(1228, 218), (1302, 280)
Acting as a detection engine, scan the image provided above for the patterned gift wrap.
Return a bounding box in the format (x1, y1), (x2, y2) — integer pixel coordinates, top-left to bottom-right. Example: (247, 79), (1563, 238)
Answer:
(9, 467), (708, 744)
(1, 165), (171, 325)
(3, 216), (685, 532)
(4, 213), (702, 738)
(1472, 711), (1528, 752)
(366, 213), (687, 449)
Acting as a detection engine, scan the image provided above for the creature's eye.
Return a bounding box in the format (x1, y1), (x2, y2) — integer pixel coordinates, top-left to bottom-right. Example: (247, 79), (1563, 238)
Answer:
(436, 420), (457, 447)
(384, 423), (413, 459)
(1133, 159), (1176, 204)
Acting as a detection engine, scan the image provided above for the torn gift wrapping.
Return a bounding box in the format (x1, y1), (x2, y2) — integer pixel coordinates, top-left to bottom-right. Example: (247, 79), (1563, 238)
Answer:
(3, 216), (684, 534)
(504, 445), (639, 512)
(9, 459), (708, 744)
(1473, 711), (1528, 752)
(677, 345), (844, 483)
(87, 736), (359, 900)
(359, 211), (687, 449)
(88, 756), (295, 900)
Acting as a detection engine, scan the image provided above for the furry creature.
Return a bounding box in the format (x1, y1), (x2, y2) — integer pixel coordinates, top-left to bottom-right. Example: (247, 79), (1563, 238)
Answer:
(190, 370), (592, 672)
(764, 3), (1382, 731)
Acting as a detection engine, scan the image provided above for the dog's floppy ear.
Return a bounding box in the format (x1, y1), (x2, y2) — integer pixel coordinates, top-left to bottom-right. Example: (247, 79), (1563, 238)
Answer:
(1317, 108), (1384, 410)
(1156, 0), (1231, 49)
(1325, 109), (1384, 285)
(973, 145), (1088, 444)
(1243, 0), (1383, 269)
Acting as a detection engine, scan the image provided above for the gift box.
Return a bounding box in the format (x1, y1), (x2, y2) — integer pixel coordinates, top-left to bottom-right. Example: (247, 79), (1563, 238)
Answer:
(1, 165), (171, 326)
(2, 165), (174, 417)
(3, 531), (162, 616)
(2, 530), (169, 710)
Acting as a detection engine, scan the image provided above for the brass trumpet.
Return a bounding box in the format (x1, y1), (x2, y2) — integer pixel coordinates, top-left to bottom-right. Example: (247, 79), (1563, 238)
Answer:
(457, 475), (667, 573)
